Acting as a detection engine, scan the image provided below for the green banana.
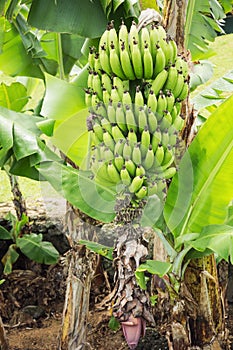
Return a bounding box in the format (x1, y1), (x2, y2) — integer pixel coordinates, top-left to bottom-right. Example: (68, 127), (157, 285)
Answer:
(159, 38), (171, 66)
(95, 161), (113, 182)
(122, 90), (132, 108)
(150, 24), (159, 61)
(154, 46), (166, 76)
(116, 102), (127, 132)
(101, 117), (112, 134)
(131, 39), (143, 79)
(164, 65), (178, 91)
(99, 27), (110, 54)
(160, 110), (172, 131)
(110, 85), (121, 105)
(151, 68), (168, 96)
(175, 56), (188, 78)
(125, 105), (137, 132)
(96, 102), (107, 118)
(102, 88), (111, 105)
(85, 89), (92, 108)
(112, 124), (125, 142)
(103, 131), (115, 151)
(140, 126), (151, 158)
(114, 139), (124, 156)
(107, 160), (121, 183)
(143, 144), (154, 170)
(128, 175), (144, 193)
(91, 92), (100, 112)
(88, 47), (96, 69)
(157, 25), (167, 40)
(148, 181), (158, 196)
(135, 186), (148, 199)
(134, 86), (144, 108)
(166, 90), (175, 113)
(114, 153), (124, 172)
(161, 146), (174, 169)
(94, 53), (102, 72)
(147, 90), (157, 112)
(132, 142), (142, 165)
(113, 76), (124, 100)
(125, 157), (136, 177)
(136, 164), (146, 177)
(178, 81), (189, 100)
(154, 144), (164, 166)
(93, 122), (103, 142)
(129, 21), (139, 53)
(169, 39), (177, 64)
(108, 21), (119, 55)
(120, 41), (136, 80)
(171, 105), (178, 122)
(128, 128), (137, 145)
(173, 72), (185, 98)
(138, 107), (148, 133)
(120, 165), (132, 186)
(104, 146), (114, 161)
(175, 100), (182, 114)
(109, 43), (126, 80)
(147, 108), (158, 134)
(156, 92), (167, 119)
(143, 43), (153, 79)
(161, 166), (176, 179)
(123, 139), (132, 159)
(92, 72), (103, 100)
(140, 25), (151, 49)
(101, 73), (112, 94)
(107, 100), (116, 123)
(87, 69), (94, 89)
(99, 45), (112, 75)
(161, 129), (169, 147)
(173, 115), (184, 131)
(152, 128), (162, 152)
(119, 20), (129, 48)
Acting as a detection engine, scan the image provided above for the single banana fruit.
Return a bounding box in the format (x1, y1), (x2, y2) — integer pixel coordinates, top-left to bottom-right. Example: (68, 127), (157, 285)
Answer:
(151, 68), (168, 96)
(109, 43), (126, 80)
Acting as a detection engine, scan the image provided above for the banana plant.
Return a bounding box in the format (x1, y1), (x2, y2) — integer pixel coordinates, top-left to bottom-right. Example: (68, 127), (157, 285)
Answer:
(0, 1), (233, 349)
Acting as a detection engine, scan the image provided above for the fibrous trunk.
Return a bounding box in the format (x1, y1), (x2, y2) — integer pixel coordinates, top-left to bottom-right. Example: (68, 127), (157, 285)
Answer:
(58, 205), (99, 350)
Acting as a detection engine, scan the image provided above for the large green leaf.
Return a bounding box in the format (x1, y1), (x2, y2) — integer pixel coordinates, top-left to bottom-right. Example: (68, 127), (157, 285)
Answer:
(164, 94), (233, 236)
(37, 161), (116, 223)
(191, 70), (233, 112)
(28, 0), (107, 38)
(0, 107), (61, 179)
(17, 233), (59, 265)
(41, 73), (88, 166)
(185, 0), (225, 60)
(0, 82), (29, 111)
(40, 32), (85, 76)
(190, 225), (233, 263)
(0, 19), (43, 78)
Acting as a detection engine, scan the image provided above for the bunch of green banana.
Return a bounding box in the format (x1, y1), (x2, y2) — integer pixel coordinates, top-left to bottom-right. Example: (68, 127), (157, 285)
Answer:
(85, 19), (189, 201)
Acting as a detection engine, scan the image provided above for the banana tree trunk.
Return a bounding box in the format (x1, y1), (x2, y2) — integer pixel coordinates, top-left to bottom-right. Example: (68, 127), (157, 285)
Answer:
(176, 255), (226, 349)
(58, 204), (98, 350)
(161, 1), (227, 349)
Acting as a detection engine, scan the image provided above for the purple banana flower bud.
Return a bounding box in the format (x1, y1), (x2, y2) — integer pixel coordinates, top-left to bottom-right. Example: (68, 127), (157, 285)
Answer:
(121, 316), (146, 349)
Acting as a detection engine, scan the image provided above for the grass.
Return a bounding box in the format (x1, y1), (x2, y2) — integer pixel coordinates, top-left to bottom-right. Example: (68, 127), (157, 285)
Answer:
(1, 33), (233, 205)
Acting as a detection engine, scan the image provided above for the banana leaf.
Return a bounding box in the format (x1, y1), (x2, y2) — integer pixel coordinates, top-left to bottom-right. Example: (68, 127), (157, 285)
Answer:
(164, 94), (233, 236)
(185, 0), (226, 60)
(28, 0), (107, 38)
(37, 162), (116, 223)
